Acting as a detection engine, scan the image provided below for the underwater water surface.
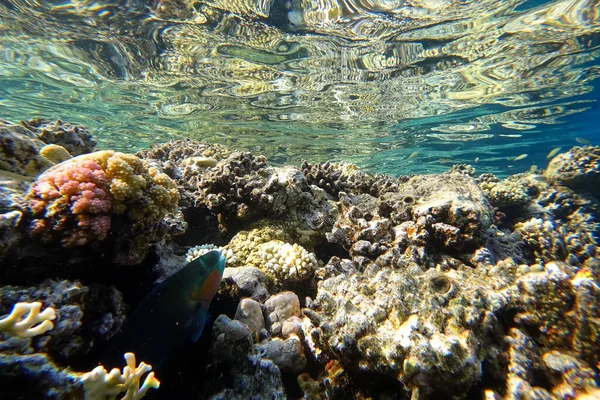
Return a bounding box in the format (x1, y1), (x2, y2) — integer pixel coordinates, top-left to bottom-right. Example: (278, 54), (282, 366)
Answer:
(0, 0), (598, 176)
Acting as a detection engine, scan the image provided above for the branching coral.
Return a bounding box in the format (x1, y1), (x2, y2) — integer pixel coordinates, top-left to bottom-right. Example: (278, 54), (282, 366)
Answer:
(185, 243), (236, 264)
(80, 352), (160, 400)
(0, 302), (56, 338)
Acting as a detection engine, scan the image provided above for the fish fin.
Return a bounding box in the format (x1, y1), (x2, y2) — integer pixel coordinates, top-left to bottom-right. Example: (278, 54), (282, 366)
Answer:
(186, 304), (208, 342)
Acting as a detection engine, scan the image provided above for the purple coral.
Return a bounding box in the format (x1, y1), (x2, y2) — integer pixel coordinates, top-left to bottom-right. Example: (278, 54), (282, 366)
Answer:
(27, 158), (112, 247)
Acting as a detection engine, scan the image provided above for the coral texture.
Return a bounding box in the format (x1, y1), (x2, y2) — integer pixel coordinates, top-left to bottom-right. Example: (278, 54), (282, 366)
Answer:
(137, 139), (230, 207)
(0, 120), (52, 176)
(26, 151), (179, 248)
(301, 160), (399, 197)
(303, 257), (509, 395)
(22, 118), (97, 157)
(477, 173), (536, 207)
(39, 144), (72, 164)
(251, 240), (318, 284)
(545, 146), (600, 197)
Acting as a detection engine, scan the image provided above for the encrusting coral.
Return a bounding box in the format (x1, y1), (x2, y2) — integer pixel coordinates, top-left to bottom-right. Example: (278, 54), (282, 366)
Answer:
(39, 144), (72, 165)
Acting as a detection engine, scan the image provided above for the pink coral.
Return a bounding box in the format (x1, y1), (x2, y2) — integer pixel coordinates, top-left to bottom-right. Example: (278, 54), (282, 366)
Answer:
(25, 151), (179, 258)
(27, 158), (113, 247)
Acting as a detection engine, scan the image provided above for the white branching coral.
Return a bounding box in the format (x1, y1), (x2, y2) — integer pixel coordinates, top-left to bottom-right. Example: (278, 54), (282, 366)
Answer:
(0, 302), (56, 338)
(80, 352), (160, 400)
(185, 244), (237, 264)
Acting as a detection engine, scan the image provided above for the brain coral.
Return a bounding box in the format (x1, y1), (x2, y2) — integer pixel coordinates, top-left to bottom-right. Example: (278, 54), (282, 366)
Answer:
(26, 151), (179, 247)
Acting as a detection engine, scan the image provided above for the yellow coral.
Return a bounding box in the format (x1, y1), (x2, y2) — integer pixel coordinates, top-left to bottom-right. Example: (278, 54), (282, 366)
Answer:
(225, 226), (288, 267)
(83, 151), (179, 219)
(105, 155), (148, 202)
(80, 352), (160, 400)
(253, 240), (318, 283)
(0, 302), (56, 338)
(297, 373), (324, 400)
(39, 144), (72, 164)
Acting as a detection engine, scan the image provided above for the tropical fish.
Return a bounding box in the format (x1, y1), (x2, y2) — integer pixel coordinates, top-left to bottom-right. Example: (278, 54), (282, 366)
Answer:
(408, 151), (419, 159)
(103, 250), (226, 367)
(576, 137), (591, 144)
(546, 147), (561, 159)
(529, 165), (538, 174)
(508, 154), (528, 161)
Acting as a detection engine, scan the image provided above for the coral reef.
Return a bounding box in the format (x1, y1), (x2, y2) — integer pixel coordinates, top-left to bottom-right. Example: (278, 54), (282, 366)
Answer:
(488, 328), (600, 399)
(545, 146), (600, 197)
(302, 257), (509, 395)
(477, 173), (538, 207)
(137, 139), (231, 208)
(0, 118), (96, 179)
(0, 279), (126, 361)
(221, 266), (271, 302)
(22, 118), (97, 157)
(301, 160), (399, 197)
(0, 119), (53, 176)
(2, 134), (600, 400)
(211, 315), (286, 399)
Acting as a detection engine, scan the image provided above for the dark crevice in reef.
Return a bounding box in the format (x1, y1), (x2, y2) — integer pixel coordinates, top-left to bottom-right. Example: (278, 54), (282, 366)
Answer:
(176, 206), (225, 247)
(467, 350), (510, 399)
(314, 241), (350, 263)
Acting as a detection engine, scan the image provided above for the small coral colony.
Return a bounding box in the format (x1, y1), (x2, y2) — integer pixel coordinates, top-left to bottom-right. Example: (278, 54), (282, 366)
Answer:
(1, 118), (599, 399)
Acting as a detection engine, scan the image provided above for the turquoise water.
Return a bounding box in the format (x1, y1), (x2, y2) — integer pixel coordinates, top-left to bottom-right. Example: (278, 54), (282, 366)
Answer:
(0, 0), (598, 175)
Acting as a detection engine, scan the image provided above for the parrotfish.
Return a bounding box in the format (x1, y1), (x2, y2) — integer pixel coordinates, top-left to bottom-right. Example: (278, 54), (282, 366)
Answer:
(103, 250), (226, 367)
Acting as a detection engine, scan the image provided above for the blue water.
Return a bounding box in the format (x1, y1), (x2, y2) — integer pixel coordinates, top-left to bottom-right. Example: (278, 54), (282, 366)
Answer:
(0, 0), (598, 177)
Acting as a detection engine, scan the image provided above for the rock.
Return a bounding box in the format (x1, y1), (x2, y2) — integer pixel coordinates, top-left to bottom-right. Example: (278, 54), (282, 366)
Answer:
(234, 298), (265, 332)
(256, 336), (306, 375)
(264, 292), (301, 336)
(222, 267), (271, 303)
